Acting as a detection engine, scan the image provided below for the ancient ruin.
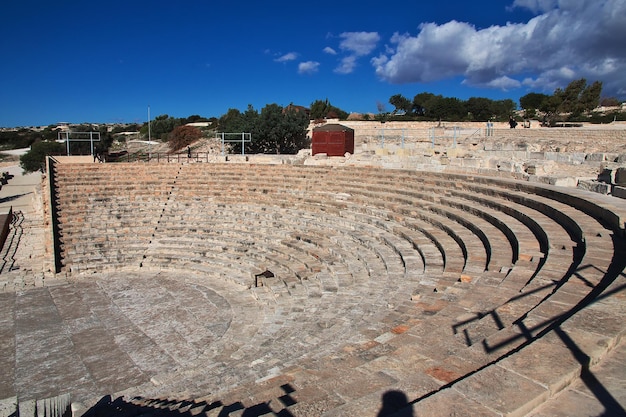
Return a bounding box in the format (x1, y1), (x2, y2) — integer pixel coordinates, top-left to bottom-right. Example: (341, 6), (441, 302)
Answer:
(0, 123), (625, 416)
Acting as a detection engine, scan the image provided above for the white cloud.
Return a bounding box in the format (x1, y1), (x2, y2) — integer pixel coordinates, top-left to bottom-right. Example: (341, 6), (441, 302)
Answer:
(333, 31), (380, 74)
(298, 61), (320, 74)
(334, 56), (357, 74)
(274, 52), (298, 62)
(323, 46), (337, 55)
(510, 0), (558, 14)
(373, 0), (626, 97)
(483, 76), (522, 90)
(339, 31), (380, 56)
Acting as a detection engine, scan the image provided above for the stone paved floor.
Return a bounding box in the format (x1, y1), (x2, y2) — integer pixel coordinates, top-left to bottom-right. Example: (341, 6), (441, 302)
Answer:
(0, 166), (46, 289)
(529, 336), (626, 417)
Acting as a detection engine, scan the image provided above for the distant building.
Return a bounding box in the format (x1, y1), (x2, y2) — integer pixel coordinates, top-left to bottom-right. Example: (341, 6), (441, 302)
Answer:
(185, 122), (210, 128)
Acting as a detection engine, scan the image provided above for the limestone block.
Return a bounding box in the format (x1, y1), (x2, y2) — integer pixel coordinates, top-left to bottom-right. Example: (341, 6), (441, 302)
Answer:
(0, 397), (17, 417)
(529, 175), (555, 185)
(484, 142), (528, 152)
(500, 333), (581, 396)
(411, 155), (434, 164)
(380, 161), (399, 169)
(552, 177), (578, 187)
(615, 167), (626, 185)
(18, 399), (36, 417)
(375, 148), (389, 156)
(487, 159), (500, 169)
(585, 153), (606, 162)
(544, 152), (559, 161)
(395, 148), (412, 157)
(454, 365), (549, 417)
(497, 160), (514, 172)
(557, 153), (585, 164)
(598, 168), (616, 184)
(612, 185), (626, 199)
(577, 180), (610, 195)
(446, 147), (459, 158)
(461, 158), (481, 168)
(617, 154), (626, 163)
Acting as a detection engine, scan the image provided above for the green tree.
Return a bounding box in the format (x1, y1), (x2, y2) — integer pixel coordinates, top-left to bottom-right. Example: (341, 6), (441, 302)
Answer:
(309, 99), (348, 120)
(520, 93), (550, 111)
(140, 114), (182, 140)
(579, 81), (602, 113)
(493, 99), (517, 120)
(20, 140), (65, 173)
(466, 97), (495, 121)
(0, 129), (38, 150)
(217, 106), (259, 154)
(111, 124), (141, 134)
(183, 114), (208, 124)
(218, 108), (245, 133)
(251, 104), (309, 154)
(63, 124), (113, 156)
(389, 94), (412, 115)
(310, 99), (331, 120)
(412, 92), (437, 116)
(558, 78), (587, 114)
(428, 97), (466, 121)
(537, 94), (563, 125)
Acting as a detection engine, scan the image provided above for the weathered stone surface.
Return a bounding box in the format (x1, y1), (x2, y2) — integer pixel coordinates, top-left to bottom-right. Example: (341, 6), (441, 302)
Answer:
(500, 332), (581, 395)
(3, 145), (626, 416)
(615, 167), (626, 185)
(0, 397), (17, 417)
(454, 365), (549, 417)
(413, 388), (500, 416)
(585, 153), (606, 162)
(613, 185), (626, 199)
(578, 180), (610, 194)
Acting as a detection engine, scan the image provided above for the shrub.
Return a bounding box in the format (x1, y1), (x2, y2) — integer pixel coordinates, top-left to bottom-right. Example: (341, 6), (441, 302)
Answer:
(168, 126), (203, 152)
(20, 140), (65, 173)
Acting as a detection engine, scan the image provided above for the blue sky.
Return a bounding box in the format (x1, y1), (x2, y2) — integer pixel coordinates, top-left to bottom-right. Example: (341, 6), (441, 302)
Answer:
(1, 0), (624, 127)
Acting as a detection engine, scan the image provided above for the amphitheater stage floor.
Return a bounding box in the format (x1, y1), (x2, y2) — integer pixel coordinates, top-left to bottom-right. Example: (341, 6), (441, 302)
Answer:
(1, 270), (261, 404)
(2, 266), (437, 413)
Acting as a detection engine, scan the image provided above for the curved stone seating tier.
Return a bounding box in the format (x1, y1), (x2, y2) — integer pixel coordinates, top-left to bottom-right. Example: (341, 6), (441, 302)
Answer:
(144, 207), (414, 298)
(37, 162), (626, 416)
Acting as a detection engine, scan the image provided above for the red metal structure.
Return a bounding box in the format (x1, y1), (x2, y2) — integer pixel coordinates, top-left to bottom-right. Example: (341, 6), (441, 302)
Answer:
(312, 124), (354, 156)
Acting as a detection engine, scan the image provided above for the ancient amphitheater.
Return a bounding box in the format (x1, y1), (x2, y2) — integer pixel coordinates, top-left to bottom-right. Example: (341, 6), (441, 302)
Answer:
(1, 123), (626, 416)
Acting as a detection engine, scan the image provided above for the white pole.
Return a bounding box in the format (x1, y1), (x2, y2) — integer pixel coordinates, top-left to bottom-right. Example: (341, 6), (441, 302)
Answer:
(148, 105), (151, 161)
